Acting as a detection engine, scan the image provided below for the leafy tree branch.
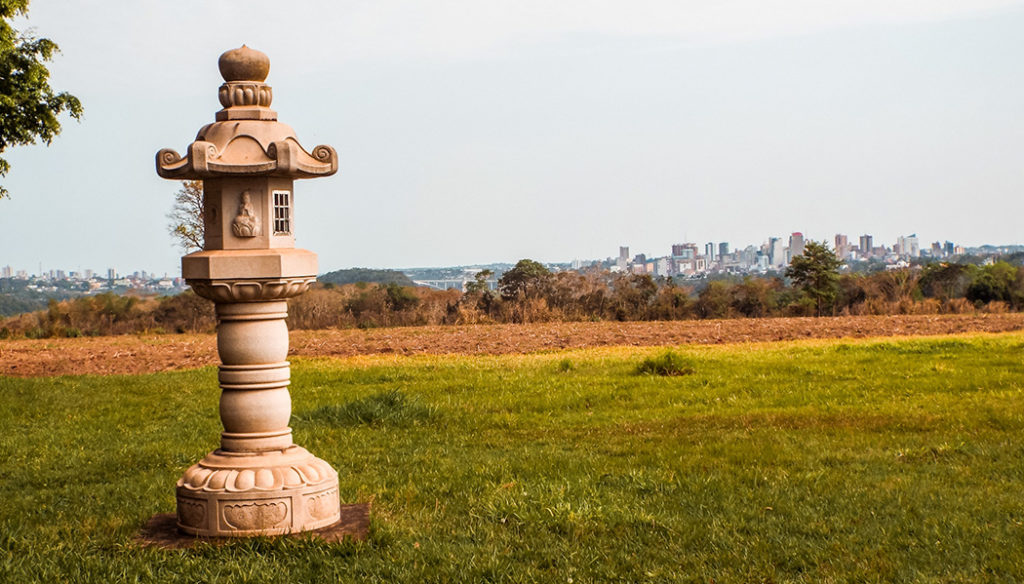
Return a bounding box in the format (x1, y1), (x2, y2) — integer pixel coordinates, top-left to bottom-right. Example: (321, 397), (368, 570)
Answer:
(0, 0), (82, 199)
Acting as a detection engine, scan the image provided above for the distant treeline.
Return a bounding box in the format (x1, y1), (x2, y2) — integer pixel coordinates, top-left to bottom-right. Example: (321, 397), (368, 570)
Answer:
(2, 259), (1022, 339)
(319, 268), (415, 287)
(0, 277), (84, 317)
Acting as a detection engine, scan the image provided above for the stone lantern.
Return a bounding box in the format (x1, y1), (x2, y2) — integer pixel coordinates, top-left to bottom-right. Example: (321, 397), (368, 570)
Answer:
(156, 46), (340, 537)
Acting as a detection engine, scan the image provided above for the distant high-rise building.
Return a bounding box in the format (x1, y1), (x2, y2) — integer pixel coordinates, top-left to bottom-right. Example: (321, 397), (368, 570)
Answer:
(633, 253), (646, 265)
(56, 269), (66, 280)
(737, 245), (755, 266)
(859, 234), (873, 256)
(672, 243), (701, 274)
(896, 234), (920, 258)
(789, 232), (805, 259)
(704, 242), (715, 260)
(84, 269), (94, 280)
(944, 241), (955, 256)
(718, 242), (729, 258)
(617, 246), (630, 270)
(834, 234), (849, 259)
(931, 242), (942, 256)
(671, 244), (686, 257)
(107, 268), (116, 280)
(769, 237), (786, 267)
(1, 265), (11, 278)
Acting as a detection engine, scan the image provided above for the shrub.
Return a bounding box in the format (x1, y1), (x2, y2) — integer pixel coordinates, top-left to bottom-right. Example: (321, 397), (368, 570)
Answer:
(635, 350), (695, 377)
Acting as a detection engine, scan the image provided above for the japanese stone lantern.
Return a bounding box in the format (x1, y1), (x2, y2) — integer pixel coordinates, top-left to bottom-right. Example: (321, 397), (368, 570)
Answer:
(156, 46), (340, 537)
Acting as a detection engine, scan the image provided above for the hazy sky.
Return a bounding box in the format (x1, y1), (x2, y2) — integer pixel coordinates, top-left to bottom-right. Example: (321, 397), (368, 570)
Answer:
(2, 0), (1023, 276)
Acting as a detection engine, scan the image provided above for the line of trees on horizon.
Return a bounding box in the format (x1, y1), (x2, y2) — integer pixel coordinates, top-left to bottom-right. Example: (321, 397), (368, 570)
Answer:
(3, 242), (1023, 340)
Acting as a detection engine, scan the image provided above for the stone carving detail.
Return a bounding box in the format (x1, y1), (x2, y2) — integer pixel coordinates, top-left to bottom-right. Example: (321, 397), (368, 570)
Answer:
(158, 148), (182, 167)
(223, 501), (289, 530)
(175, 446), (341, 536)
(312, 145), (333, 162)
(219, 82), (273, 108)
(307, 489), (341, 520)
(178, 498), (206, 528)
(187, 277), (316, 303)
(178, 456), (337, 493)
(156, 138), (337, 180)
(231, 191), (260, 237)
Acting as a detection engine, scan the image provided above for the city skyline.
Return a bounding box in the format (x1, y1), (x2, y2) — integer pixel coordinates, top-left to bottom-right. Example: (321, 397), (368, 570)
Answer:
(3, 228), (1017, 282)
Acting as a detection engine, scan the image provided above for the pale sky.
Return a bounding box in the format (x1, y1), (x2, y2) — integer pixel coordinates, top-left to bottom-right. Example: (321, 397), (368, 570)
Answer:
(2, 0), (1023, 276)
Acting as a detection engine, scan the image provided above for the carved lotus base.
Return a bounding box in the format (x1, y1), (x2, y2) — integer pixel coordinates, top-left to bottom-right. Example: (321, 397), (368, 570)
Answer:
(175, 446), (341, 537)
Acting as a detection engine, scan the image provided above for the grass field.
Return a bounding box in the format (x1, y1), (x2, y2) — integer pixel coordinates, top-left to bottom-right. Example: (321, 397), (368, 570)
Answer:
(1, 333), (1023, 582)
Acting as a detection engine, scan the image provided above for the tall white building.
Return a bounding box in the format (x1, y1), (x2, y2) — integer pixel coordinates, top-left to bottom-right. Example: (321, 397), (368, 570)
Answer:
(896, 234), (920, 258)
(789, 232), (805, 259)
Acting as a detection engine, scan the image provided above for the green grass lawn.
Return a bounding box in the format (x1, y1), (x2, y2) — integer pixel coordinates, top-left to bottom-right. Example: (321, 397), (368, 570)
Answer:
(1, 333), (1023, 583)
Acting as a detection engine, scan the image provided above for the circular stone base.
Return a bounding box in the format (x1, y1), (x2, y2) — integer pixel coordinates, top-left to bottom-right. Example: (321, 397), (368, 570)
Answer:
(175, 446), (341, 537)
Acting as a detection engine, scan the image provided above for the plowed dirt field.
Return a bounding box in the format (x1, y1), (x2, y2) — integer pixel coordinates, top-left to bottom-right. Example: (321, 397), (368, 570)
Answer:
(4, 313), (1023, 378)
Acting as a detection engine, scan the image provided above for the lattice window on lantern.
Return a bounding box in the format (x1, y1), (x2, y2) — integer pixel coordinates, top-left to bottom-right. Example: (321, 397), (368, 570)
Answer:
(272, 190), (292, 235)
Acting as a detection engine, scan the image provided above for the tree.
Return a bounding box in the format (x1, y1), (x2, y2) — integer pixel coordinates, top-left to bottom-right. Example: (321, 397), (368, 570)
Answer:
(382, 282), (420, 311)
(464, 269), (493, 295)
(730, 276), (780, 318)
(918, 262), (974, 300)
(167, 180), (204, 251)
(609, 273), (657, 320)
(785, 240), (843, 316)
(966, 261), (1018, 306)
(695, 280), (732, 319)
(463, 269), (496, 314)
(0, 0), (82, 199)
(498, 259), (551, 301)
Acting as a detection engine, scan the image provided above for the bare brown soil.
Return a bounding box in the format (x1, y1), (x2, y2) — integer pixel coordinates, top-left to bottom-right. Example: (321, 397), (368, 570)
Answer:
(3, 313), (1023, 378)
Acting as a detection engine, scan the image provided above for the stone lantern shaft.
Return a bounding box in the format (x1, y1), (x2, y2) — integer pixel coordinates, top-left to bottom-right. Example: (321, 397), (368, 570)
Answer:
(156, 46), (341, 537)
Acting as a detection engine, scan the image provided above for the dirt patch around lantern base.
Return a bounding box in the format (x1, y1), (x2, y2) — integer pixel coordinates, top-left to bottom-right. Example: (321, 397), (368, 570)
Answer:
(134, 503), (370, 549)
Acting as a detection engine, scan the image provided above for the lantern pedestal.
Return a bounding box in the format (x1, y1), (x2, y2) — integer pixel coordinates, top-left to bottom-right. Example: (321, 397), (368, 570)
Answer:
(175, 265), (341, 537)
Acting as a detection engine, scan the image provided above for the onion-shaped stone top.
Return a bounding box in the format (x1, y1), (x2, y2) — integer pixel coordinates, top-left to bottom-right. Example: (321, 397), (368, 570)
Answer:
(219, 45), (270, 82)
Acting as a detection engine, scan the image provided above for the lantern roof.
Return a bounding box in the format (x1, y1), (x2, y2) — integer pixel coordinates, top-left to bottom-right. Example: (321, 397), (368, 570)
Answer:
(156, 46), (337, 180)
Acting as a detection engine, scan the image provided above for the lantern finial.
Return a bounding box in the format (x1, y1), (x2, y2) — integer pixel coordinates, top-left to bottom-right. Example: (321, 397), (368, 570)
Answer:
(218, 45), (270, 82)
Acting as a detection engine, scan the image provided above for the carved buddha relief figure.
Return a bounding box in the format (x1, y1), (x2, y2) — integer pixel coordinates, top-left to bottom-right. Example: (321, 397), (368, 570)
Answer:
(231, 191), (260, 237)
